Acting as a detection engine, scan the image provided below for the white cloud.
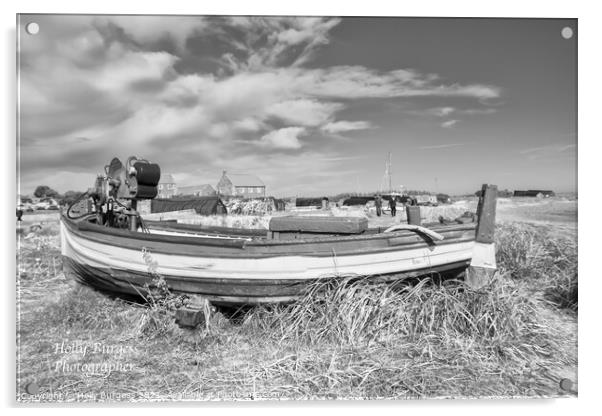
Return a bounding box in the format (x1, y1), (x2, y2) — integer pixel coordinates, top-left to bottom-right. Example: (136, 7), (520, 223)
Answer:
(232, 117), (264, 132)
(321, 120), (373, 134)
(266, 99), (342, 126)
(519, 143), (576, 160)
(419, 143), (469, 150)
(99, 16), (207, 49)
(461, 108), (497, 115)
(414, 106), (497, 117)
(441, 120), (459, 128)
(276, 18), (340, 46)
(290, 67), (501, 100)
(224, 17), (342, 69)
(95, 49), (178, 92)
(430, 107), (456, 117)
(258, 127), (306, 149)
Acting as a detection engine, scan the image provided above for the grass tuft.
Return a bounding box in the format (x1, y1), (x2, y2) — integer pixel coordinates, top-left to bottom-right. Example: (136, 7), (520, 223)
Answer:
(496, 223), (577, 310)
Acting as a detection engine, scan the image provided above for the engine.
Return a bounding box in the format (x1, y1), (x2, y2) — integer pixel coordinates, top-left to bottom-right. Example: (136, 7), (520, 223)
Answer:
(70, 156), (161, 231)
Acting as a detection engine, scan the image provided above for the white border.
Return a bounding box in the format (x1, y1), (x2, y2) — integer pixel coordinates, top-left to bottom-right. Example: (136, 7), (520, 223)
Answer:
(3, 1), (599, 414)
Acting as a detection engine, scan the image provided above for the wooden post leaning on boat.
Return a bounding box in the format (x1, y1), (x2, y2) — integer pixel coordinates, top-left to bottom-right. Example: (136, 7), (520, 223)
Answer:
(465, 184), (498, 289)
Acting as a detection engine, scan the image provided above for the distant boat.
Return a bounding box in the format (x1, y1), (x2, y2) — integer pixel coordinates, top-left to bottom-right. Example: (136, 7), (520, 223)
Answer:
(60, 213), (487, 305)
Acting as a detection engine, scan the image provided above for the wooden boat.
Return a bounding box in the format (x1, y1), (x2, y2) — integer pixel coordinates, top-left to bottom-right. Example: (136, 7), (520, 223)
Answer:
(60, 210), (491, 305)
(61, 156), (497, 305)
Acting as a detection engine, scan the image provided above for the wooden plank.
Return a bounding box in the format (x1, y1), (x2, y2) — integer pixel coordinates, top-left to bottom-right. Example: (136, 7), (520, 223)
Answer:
(269, 215), (368, 234)
(68, 217), (248, 249)
(146, 220), (265, 237)
(250, 223), (476, 246)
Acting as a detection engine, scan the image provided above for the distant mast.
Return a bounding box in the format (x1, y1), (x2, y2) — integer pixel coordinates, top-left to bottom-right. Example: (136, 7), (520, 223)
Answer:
(388, 152), (392, 193)
(380, 152), (393, 194)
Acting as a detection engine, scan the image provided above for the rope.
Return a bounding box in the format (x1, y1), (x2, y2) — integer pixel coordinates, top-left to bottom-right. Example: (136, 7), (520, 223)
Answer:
(65, 191), (95, 220)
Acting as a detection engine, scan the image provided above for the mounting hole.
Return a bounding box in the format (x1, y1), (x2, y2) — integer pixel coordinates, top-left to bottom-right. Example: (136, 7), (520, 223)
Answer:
(25, 381), (39, 395)
(561, 27), (573, 39)
(559, 378), (573, 391)
(25, 22), (40, 35)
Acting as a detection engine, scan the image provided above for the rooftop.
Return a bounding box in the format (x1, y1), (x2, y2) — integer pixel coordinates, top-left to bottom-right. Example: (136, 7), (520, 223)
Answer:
(178, 184), (216, 193)
(159, 173), (175, 184)
(224, 172), (265, 187)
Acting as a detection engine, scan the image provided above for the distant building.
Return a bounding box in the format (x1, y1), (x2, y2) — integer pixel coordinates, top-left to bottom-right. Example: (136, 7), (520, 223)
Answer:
(157, 173), (177, 198)
(513, 190), (555, 198)
(296, 197), (328, 208)
(18, 194), (32, 203)
(178, 184), (217, 197)
(217, 171), (266, 198)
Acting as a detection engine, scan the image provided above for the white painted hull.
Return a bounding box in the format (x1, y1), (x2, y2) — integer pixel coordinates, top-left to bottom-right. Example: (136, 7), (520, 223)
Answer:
(60, 217), (477, 304)
(62, 222), (474, 279)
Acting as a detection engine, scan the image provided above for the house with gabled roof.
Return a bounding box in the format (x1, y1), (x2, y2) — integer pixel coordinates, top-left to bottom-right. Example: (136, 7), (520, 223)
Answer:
(157, 173), (177, 198)
(217, 170), (266, 199)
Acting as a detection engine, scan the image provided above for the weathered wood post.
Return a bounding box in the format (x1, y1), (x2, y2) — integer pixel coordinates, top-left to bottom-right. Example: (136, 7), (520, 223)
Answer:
(406, 205), (421, 226)
(465, 184), (498, 289)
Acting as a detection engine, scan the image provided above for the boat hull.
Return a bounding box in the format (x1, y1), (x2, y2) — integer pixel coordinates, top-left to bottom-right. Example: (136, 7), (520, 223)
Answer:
(60, 216), (477, 304)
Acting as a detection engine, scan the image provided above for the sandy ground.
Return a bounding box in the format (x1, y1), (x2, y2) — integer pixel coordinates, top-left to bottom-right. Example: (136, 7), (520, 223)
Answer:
(150, 196), (578, 237)
(19, 196), (578, 230)
(20, 197), (578, 235)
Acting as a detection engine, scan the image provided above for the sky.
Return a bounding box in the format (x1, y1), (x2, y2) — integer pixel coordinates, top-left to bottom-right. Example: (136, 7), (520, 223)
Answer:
(17, 15), (577, 197)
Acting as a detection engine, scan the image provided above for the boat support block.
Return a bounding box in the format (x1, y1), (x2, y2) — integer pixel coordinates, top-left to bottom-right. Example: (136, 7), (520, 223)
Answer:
(175, 295), (212, 330)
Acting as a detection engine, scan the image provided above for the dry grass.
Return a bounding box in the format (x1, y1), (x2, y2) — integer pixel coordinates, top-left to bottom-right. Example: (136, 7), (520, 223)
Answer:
(496, 223), (577, 311)
(16, 213), (577, 402)
(241, 272), (575, 398)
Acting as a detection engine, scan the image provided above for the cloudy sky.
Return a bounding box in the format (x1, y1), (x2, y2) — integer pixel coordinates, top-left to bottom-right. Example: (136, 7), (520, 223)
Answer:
(18, 15), (576, 196)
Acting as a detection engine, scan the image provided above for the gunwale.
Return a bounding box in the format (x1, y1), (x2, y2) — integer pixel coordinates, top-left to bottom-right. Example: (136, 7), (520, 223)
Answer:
(60, 214), (477, 259)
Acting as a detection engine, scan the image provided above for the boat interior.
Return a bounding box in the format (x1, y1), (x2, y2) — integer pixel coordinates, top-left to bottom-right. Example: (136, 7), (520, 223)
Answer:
(141, 214), (477, 242)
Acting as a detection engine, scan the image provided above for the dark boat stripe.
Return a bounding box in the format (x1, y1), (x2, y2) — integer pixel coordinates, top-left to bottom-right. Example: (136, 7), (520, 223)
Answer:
(63, 256), (470, 305)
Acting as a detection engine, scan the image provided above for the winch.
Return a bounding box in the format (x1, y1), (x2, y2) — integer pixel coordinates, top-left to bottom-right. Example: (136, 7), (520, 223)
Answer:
(68, 156), (160, 231)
